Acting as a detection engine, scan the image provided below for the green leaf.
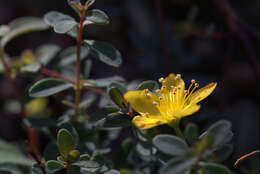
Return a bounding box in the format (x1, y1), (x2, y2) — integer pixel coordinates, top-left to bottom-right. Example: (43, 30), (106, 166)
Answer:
(83, 76), (125, 88)
(153, 134), (188, 156)
(159, 156), (197, 174)
(184, 123), (199, 145)
(0, 139), (32, 166)
(72, 160), (100, 168)
(43, 143), (60, 161)
(31, 163), (44, 174)
(137, 80), (159, 91)
(36, 44), (61, 65)
(57, 129), (75, 159)
(59, 46), (89, 67)
(89, 106), (120, 122)
(84, 40), (122, 67)
(58, 123), (79, 147)
(66, 165), (81, 174)
(200, 162), (233, 174)
(46, 160), (65, 173)
(54, 19), (78, 34)
(102, 114), (131, 130)
(202, 120), (232, 148)
(1, 17), (49, 48)
(21, 62), (41, 73)
(104, 170), (121, 174)
(29, 78), (74, 98)
(0, 25), (10, 37)
(84, 9), (109, 25)
(79, 93), (97, 109)
(44, 11), (74, 27)
(0, 170), (12, 174)
(213, 144), (233, 162)
(108, 87), (126, 109)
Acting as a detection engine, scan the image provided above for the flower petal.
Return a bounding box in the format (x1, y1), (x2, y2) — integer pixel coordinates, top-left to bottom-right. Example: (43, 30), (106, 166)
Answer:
(180, 104), (201, 117)
(132, 115), (166, 129)
(124, 90), (160, 115)
(190, 83), (217, 105)
(162, 73), (185, 91)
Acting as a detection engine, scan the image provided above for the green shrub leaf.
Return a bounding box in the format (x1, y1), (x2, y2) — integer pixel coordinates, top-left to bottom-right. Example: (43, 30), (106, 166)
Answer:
(54, 20), (78, 34)
(200, 162), (233, 174)
(153, 134), (188, 156)
(84, 9), (109, 25)
(108, 87), (126, 109)
(184, 123), (199, 145)
(57, 129), (75, 159)
(29, 78), (74, 98)
(84, 40), (122, 67)
(137, 80), (159, 91)
(44, 11), (74, 27)
(46, 160), (65, 173)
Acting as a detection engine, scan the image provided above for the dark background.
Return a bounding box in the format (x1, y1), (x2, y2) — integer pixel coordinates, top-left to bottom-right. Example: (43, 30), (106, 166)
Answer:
(1, 0), (260, 173)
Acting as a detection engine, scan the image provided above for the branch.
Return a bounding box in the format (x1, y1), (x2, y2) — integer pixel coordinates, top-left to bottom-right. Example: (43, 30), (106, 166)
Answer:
(234, 150), (260, 167)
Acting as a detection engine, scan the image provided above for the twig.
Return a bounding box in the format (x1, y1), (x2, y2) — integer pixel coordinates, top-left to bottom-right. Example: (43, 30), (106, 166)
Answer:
(41, 68), (76, 85)
(234, 150), (260, 167)
(28, 149), (47, 174)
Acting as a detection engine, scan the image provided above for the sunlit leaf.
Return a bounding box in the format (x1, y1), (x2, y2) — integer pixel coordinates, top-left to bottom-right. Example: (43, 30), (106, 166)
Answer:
(84, 9), (109, 25)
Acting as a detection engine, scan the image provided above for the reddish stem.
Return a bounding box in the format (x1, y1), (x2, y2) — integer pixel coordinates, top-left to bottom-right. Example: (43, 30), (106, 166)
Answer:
(41, 68), (76, 85)
(234, 150), (260, 167)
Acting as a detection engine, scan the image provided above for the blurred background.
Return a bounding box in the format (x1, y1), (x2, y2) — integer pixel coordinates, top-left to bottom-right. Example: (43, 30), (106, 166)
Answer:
(1, 0), (260, 173)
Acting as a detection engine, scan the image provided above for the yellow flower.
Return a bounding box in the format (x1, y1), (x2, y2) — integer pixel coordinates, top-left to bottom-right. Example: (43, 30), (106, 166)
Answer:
(124, 74), (217, 130)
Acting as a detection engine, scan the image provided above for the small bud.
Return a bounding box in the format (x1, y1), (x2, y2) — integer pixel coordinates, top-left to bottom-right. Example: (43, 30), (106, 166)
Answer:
(158, 77), (164, 83)
(68, 150), (80, 163)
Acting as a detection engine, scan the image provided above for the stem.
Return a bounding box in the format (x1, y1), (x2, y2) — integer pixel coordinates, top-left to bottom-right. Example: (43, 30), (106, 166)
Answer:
(0, 49), (25, 117)
(234, 149), (260, 166)
(75, 14), (85, 116)
(168, 120), (185, 140)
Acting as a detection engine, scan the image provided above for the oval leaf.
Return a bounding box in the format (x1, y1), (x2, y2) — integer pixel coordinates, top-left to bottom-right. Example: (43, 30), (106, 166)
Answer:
(108, 87), (126, 109)
(44, 11), (74, 27)
(57, 129), (75, 159)
(1, 17), (49, 48)
(137, 80), (159, 91)
(54, 20), (77, 34)
(84, 40), (122, 67)
(46, 160), (65, 173)
(153, 134), (188, 156)
(84, 9), (109, 25)
(36, 44), (61, 65)
(184, 123), (199, 145)
(159, 156), (197, 174)
(200, 162), (233, 174)
(29, 78), (74, 98)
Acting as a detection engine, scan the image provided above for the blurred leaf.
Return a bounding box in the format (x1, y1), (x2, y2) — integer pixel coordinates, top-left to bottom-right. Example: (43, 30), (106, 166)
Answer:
(59, 46), (89, 67)
(184, 123), (199, 145)
(83, 76), (125, 88)
(213, 144), (233, 162)
(89, 107), (119, 122)
(153, 134), (188, 156)
(29, 78), (74, 98)
(0, 171), (12, 174)
(24, 117), (56, 128)
(46, 160), (65, 173)
(79, 93), (97, 109)
(36, 44), (61, 65)
(104, 170), (121, 174)
(72, 160), (100, 168)
(0, 139), (31, 166)
(54, 19), (77, 34)
(84, 40), (122, 67)
(58, 123), (79, 147)
(57, 129), (75, 159)
(0, 25), (10, 37)
(108, 87), (126, 109)
(1, 17), (49, 48)
(84, 59), (92, 79)
(102, 114), (131, 130)
(137, 80), (159, 91)
(21, 62), (41, 73)
(200, 162), (233, 174)
(159, 156), (196, 174)
(0, 164), (22, 174)
(201, 120), (232, 148)
(31, 163), (43, 174)
(84, 9), (109, 25)
(44, 11), (74, 27)
(67, 165), (81, 174)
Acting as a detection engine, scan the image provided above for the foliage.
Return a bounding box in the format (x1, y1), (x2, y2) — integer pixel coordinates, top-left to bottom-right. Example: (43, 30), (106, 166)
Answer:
(0, 0), (237, 174)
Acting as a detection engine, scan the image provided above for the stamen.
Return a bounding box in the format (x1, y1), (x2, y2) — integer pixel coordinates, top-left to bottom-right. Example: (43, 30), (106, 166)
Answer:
(176, 74), (181, 79)
(161, 86), (166, 90)
(191, 79), (196, 84)
(144, 89), (149, 93)
(159, 77), (164, 83)
(155, 89), (161, 94)
(146, 93), (151, 98)
(153, 101), (159, 105)
(145, 112), (149, 118)
(159, 97), (163, 100)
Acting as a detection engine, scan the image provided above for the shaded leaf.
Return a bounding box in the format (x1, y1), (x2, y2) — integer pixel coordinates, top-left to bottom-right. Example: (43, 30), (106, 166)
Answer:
(57, 129), (75, 159)
(54, 20), (77, 34)
(213, 144), (233, 162)
(200, 162), (233, 174)
(84, 40), (122, 67)
(137, 80), (159, 91)
(184, 123), (199, 145)
(159, 156), (197, 174)
(153, 134), (188, 156)
(44, 11), (74, 27)
(108, 87), (126, 109)
(72, 160), (100, 168)
(46, 160), (65, 173)
(84, 9), (109, 25)
(89, 107), (119, 122)
(102, 114), (131, 130)
(23, 117), (56, 128)
(36, 44), (61, 65)
(29, 78), (74, 98)
(1, 17), (49, 48)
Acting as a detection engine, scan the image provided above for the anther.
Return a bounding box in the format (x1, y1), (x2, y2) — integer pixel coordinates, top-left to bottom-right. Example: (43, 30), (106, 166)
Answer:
(161, 86), (166, 90)
(191, 79), (196, 84)
(195, 83), (199, 88)
(146, 93), (151, 98)
(159, 97), (163, 100)
(159, 77), (164, 83)
(153, 101), (159, 105)
(145, 112), (149, 118)
(144, 89), (149, 93)
(155, 89), (161, 94)
(176, 74), (181, 79)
